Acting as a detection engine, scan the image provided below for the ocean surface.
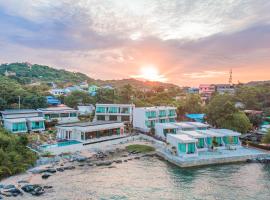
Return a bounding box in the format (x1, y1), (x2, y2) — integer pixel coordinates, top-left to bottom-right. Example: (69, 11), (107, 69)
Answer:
(7, 157), (270, 200)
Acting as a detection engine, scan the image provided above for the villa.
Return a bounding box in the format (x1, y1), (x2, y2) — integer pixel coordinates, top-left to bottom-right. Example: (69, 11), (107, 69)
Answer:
(167, 134), (198, 158)
(94, 104), (135, 123)
(197, 129), (226, 149)
(49, 88), (65, 96)
(213, 129), (241, 146)
(179, 130), (208, 151)
(38, 105), (79, 124)
(133, 106), (177, 132)
(0, 109), (45, 133)
(155, 123), (178, 139)
(56, 121), (125, 141)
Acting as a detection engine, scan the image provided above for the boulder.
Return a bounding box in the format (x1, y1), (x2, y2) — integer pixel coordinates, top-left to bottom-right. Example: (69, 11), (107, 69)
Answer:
(76, 156), (87, 162)
(114, 160), (122, 164)
(46, 168), (57, 173)
(95, 161), (112, 166)
(134, 157), (140, 160)
(1, 187), (23, 197)
(63, 165), (76, 170)
(3, 184), (16, 189)
(18, 180), (29, 184)
(43, 185), (53, 189)
(21, 184), (45, 196)
(30, 168), (47, 174)
(0, 184), (4, 189)
(56, 167), (65, 172)
(42, 173), (51, 179)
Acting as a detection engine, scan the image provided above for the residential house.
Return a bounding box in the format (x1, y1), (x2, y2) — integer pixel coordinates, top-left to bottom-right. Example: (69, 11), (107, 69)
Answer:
(56, 121), (125, 141)
(49, 89), (65, 96)
(94, 104), (135, 123)
(0, 109), (45, 133)
(133, 106), (177, 132)
(216, 84), (235, 94)
(38, 105), (79, 123)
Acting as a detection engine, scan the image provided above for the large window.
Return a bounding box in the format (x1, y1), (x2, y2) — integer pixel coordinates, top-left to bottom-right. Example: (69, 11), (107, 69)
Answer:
(60, 113), (69, 118)
(121, 116), (130, 122)
(197, 138), (205, 148)
(70, 113), (77, 117)
(146, 111), (156, 118)
(168, 110), (176, 117)
(178, 143), (186, 153)
(108, 107), (119, 113)
(187, 143), (196, 154)
(31, 121), (44, 129)
(12, 122), (27, 132)
(159, 110), (166, 117)
(121, 107), (130, 114)
(97, 115), (105, 121)
(96, 107), (106, 113)
(109, 115), (117, 121)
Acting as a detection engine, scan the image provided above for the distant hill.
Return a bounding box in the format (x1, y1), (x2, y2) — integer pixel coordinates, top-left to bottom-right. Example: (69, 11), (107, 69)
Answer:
(0, 62), (94, 85)
(0, 62), (179, 90)
(245, 80), (270, 86)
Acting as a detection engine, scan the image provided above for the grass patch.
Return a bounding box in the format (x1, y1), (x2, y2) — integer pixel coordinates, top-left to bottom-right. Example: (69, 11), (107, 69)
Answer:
(126, 144), (155, 153)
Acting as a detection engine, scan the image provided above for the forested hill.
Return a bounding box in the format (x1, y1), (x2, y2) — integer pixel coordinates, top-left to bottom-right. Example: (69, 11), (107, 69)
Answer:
(0, 62), (180, 90)
(0, 62), (94, 85)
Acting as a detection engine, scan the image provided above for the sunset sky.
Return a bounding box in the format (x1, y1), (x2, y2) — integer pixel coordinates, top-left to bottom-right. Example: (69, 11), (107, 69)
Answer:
(0, 0), (270, 86)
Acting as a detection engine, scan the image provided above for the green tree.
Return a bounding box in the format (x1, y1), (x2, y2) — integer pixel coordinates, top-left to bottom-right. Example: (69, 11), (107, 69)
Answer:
(262, 129), (270, 144)
(206, 94), (252, 133)
(64, 90), (94, 108)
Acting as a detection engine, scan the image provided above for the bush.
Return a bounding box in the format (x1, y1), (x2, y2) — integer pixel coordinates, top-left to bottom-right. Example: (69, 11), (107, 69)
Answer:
(126, 144), (155, 153)
(0, 128), (37, 180)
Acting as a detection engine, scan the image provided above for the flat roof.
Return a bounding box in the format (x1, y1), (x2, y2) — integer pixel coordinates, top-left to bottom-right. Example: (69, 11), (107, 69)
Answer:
(57, 121), (124, 128)
(197, 129), (224, 137)
(26, 117), (45, 122)
(135, 106), (176, 110)
(167, 134), (197, 143)
(155, 123), (178, 129)
(96, 104), (134, 107)
(185, 122), (209, 128)
(1, 109), (38, 115)
(38, 106), (77, 112)
(213, 129), (241, 136)
(173, 122), (195, 129)
(179, 130), (206, 138)
(5, 118), (27, 123)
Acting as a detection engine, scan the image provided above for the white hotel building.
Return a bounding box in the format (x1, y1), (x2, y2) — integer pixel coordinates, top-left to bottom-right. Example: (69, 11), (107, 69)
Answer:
(133, 106), (177, 132)
(94, 104), (135, 123)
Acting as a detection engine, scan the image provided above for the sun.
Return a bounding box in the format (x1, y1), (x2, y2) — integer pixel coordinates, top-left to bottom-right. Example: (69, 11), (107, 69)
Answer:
(131, 65), (167, 82)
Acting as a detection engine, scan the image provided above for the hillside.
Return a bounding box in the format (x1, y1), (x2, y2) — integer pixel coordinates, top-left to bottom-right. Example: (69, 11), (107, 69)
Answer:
(0, 62), (179, 90)
(0, 62), (94, 85)
(245, 80), (270, 86)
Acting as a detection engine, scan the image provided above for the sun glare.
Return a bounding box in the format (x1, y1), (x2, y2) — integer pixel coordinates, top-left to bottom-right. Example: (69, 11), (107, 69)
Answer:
(131, 65), (167, 82)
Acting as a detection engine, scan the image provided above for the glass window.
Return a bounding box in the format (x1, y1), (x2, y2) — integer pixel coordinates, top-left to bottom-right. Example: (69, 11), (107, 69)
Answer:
(60, 113), (69, 118)
(109, 115), (117, 121)
(108, 107), (118, 113)
(187, 143), (195, 153)
(70, 113), (77, 117)
(197, 138), (205, 148)
(233, 136), (238, 144)
(178, 143), (186, 153)
(97, 115), (105, 120)
(96, 107), (106, 113)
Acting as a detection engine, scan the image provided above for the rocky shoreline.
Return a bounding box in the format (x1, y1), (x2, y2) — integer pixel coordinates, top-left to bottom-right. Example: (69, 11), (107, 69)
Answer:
(0, 142), (157, 199)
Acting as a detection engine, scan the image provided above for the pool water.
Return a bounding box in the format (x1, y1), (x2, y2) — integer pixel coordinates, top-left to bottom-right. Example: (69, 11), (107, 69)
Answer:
(41, 140), (81, 149)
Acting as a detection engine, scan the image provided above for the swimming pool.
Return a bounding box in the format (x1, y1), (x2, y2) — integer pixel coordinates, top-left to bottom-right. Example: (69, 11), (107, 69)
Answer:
(40, 140), (82, 149)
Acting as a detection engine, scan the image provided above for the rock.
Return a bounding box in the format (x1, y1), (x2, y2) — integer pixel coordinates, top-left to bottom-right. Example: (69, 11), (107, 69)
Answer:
(63, 165), (76, 170)
(76, 156), (87, 162)
(0, 195), (2, 199)
(95, 161), (112, 166)
(56, 167), (65, 172)
(124, 160), (128, 162)
(21, 184), (45, 196)
(42, 173), (51, 179)
(0, 184), (4, 189)
(3, 184), (16, 189)
(18, 180), (29, 184)
(88, 163), (94, 167)
(1, 188), (23, 197)
(43, 185), (53, 189)
(121, 154), (128, 157)
(134, 157), (140, 160)
(114, 160), (122, 164)
(46, 168), (57, 173)
(78, 164), (85, 167)
(30, 168), (47, 174)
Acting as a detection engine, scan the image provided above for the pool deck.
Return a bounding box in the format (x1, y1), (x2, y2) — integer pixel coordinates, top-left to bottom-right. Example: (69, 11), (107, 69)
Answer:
(157, 147), (269, 167)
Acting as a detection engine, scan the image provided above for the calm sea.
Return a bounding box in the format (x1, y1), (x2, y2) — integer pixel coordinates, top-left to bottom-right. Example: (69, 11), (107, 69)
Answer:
(7, 157), (270, 200)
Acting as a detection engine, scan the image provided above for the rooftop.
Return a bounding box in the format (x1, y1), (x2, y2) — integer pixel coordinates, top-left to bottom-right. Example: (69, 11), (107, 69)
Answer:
(185, 121), (209, 128)
(197, 129), (224, 137)
(96, 103), (134, 107)
(57, 121), (124, 128)
(155, 123), (178, 129)
(135, 106), (176, 110)
(173, 122), (195, 129)
(179, 130), (206, 138)
(1, 109), (38, 115)
(167, 134), (197, 143)
(213, 129), (241, 136)
(38, 105), (76, 112)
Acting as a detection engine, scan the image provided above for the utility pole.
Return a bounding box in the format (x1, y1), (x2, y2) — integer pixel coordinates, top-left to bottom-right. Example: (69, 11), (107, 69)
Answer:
(229, 69), (233, 85)
(18, 96), (21, 109)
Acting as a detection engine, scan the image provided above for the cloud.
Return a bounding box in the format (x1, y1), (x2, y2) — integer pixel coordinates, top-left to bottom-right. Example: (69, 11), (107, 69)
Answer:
(0, 0), (270, 86)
